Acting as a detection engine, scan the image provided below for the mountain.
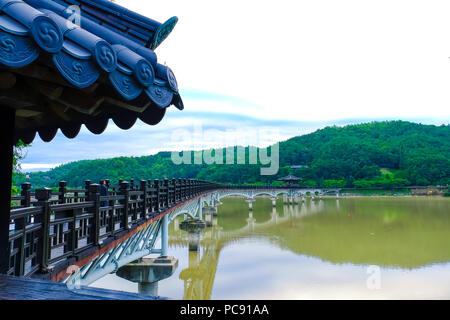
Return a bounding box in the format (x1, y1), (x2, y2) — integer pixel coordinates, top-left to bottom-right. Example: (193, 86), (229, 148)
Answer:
(15, 121), (450, 189)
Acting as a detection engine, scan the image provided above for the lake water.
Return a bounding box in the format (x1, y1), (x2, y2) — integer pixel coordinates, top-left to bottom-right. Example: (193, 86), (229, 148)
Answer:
(90, 196), (450, 300)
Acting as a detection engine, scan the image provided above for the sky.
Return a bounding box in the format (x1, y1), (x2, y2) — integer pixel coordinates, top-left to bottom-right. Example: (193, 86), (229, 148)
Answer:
(22, 0), (450, 171)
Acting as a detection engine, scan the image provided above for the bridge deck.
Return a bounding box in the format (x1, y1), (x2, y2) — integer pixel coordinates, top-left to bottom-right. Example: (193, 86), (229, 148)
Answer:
(0, 274), (163, 300)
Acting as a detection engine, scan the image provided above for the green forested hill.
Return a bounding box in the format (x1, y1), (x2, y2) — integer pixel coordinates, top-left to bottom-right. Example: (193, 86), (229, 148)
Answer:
(16, 121), (450, 189)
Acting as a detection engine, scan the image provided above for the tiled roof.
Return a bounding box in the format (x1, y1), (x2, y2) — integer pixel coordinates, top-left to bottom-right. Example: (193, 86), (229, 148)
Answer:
(0, 0), (182, 144)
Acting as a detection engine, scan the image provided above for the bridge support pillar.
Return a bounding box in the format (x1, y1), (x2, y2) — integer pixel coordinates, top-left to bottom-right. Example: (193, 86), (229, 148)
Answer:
(161, 214), (169, 257)
(188, 232), (201, 251)
(117, 256), (178, 296)
(174, 217), (180, 232)
(203, 207), (217, 227)
(271, 208), (278, 223)
(246, 199), (256, 211)
(180, 219), (206, 236)
(205, 212), (212, 227)
(139, 282), (159, 296)
(271, 197), (277, 207)
(198, 198), (204, 220)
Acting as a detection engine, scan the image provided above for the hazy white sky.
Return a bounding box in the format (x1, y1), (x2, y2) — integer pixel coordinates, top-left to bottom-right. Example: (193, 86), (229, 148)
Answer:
(118, 0), (450, 122)
(22, 0), (450, 169)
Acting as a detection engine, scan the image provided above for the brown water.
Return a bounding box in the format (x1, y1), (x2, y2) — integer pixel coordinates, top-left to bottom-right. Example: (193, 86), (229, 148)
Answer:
(91, 196), (450, 299)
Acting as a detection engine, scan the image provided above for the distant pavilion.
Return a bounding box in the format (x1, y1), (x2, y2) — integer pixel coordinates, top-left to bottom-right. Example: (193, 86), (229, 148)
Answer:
(277, 175), (303, 186)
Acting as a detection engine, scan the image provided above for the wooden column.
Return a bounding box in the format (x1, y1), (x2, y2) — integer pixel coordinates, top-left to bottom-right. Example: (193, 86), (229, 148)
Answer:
(119, 182), (130, 230)
(0, 107), (15, 274)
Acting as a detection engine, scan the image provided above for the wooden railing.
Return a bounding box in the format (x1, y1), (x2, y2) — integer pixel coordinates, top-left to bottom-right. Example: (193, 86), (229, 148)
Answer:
(8, 179), (220, 277)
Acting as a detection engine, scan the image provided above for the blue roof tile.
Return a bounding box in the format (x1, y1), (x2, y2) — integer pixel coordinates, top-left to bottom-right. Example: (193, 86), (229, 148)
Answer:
(0, 0), (183, 143)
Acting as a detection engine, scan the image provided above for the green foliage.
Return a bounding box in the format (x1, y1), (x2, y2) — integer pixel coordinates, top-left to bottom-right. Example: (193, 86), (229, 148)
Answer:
(16, 121), (450, 189)
(12, 140), (28, 195)
(299, 179), (318, 187)
(323, 180), (347, 188)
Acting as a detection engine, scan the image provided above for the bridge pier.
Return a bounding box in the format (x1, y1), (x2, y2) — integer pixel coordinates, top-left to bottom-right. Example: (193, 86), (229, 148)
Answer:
(271, 208), (278, 224)
(212, 216), (218, 228)
(247, 210), (256, 230)
(180, 218), (206, 251)
(205, 211), (213, 227)
(203, 207), (217, 227)
(180, 219), (206, 234)
(161, 214), (169, 256)
(198, 198), (203, 220)
(116, 256), (178, 297)
(271, 197), (277, 207)
(246, 199), (256, 211)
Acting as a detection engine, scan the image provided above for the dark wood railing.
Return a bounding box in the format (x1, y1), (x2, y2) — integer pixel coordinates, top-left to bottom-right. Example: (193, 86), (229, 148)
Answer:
(8, 179), (220, 277)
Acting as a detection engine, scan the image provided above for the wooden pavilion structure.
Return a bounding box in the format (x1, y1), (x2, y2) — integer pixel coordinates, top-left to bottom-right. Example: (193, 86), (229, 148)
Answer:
(0, 0), (182, 274)
(277, 175), (303, 186)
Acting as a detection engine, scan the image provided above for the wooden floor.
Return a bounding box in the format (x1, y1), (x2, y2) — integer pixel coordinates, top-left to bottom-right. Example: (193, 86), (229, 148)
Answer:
(0, 274), (166, 300)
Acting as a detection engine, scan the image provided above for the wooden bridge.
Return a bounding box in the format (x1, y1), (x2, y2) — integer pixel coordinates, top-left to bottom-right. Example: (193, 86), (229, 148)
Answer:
(2, 181), (350, 299)
(6, 179), (220, 283)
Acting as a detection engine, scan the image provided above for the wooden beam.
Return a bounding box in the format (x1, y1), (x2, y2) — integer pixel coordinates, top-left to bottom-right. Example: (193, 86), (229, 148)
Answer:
(0, 72), (16, 90)
(0, 107), (14, 274)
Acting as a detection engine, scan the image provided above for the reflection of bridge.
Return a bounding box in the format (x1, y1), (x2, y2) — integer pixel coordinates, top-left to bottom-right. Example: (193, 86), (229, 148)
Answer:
(6, 181), (340, 296)
(64, 187), (337, 288)
(170, 197), (333, 300)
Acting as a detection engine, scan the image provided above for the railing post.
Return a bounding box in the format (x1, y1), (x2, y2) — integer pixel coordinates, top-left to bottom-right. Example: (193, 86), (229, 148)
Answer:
(130, 179), (135, 190)
(154, 179), (160, 212)
(172, 178), (177, 204)
(147, 179), (153, 215)
(188, 179), (192, 198)
(58, 181), (67, 204)
(35, 188), (52, 272)
(164, 178), (169, 208)
(181, 180), (184, 197)
(20, 183), (31, 207)
(119, 182), (130, 230)
(87, 184), (101, 246)
(177, 178), (182, 203)
(14, 214), (26, 276)
(84, 180), (91, 203)
(140, 180), (147, 219)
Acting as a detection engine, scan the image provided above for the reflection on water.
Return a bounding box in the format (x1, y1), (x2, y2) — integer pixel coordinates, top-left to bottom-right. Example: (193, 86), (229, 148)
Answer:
(91, 197), (450, 299)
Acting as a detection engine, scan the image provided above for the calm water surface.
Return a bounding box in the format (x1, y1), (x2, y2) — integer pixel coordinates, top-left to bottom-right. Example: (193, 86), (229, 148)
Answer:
(91, 197), (450, 299)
